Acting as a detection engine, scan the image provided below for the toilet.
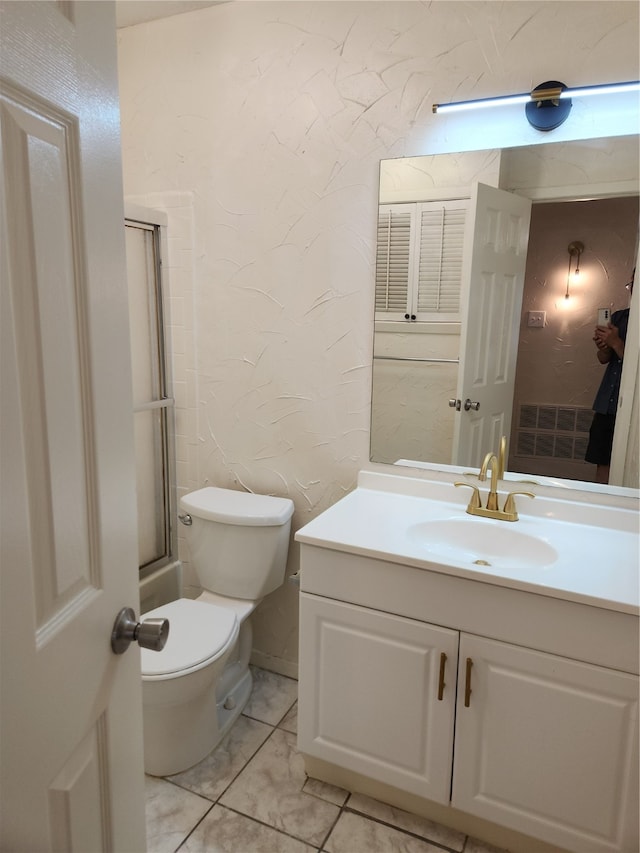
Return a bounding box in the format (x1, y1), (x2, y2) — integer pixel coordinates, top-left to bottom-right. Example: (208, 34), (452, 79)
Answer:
(140, 486), (294, 776)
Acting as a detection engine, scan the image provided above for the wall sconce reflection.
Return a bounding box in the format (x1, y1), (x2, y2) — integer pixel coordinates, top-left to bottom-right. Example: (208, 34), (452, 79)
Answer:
(565, 240), (584, 299)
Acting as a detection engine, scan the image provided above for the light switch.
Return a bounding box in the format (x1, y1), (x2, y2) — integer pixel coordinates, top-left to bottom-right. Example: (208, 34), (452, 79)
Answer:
(527, 310), (546, 328)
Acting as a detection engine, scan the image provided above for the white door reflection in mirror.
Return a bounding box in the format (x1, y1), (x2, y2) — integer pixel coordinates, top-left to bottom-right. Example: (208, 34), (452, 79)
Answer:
(453, 184), (531, 468)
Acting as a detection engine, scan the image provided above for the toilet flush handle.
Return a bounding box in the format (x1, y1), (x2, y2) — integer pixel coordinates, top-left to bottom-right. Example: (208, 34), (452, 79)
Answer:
(111, 607), (169, 655)
(178, 513), (192, 526)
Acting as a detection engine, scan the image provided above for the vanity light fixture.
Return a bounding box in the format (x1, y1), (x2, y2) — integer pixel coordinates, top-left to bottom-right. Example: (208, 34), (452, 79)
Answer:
(565, 241), (584, 299)
(432, 80), (640, 131)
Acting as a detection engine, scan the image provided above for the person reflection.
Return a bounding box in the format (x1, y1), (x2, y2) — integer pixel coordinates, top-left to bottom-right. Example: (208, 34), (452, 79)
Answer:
(585, 271), (634, 484)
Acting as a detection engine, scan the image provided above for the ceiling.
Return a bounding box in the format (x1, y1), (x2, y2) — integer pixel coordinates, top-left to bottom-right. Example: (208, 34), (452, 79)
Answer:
(115, 1), (225, 29)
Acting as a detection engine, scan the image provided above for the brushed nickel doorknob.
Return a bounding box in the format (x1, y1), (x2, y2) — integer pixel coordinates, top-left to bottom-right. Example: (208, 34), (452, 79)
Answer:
(111, 607), (169, 655)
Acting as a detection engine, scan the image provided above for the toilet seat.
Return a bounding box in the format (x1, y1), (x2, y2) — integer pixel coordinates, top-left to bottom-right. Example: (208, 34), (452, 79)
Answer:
(141, 598), (238, 679)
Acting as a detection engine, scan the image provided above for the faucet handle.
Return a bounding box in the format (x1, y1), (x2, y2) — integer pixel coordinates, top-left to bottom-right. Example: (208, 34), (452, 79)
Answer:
(455, 481), (482, 510)
(502, 490), (535, 521)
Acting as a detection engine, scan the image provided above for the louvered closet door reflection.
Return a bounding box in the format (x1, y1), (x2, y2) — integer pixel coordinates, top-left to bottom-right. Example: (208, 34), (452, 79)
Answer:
(417, 202), (467, 315)
(375, 204), (414, 314)
(375, 201), (469, 322)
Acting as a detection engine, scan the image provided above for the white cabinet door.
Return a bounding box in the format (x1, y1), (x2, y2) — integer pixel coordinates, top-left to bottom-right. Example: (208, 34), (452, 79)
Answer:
(298, 593), (458, 803)
(452, 634), (639, 853)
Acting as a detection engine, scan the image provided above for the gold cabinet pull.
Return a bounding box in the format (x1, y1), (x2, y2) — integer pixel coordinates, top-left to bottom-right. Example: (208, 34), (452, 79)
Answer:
(464, 657), (473, 707)
(437, 652), (447, 700)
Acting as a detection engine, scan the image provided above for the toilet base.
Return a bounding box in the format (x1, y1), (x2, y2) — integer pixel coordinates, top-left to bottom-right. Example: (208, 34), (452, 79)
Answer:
(143, 621), (255, 777)
(144, 667), (253, 777)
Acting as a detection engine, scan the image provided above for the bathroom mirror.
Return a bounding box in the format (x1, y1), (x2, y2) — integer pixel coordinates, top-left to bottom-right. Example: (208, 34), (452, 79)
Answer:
(371, 135), (639, 488)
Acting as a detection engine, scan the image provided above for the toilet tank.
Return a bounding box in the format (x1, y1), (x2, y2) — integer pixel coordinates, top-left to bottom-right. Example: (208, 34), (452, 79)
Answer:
(180, 487), (295, 600)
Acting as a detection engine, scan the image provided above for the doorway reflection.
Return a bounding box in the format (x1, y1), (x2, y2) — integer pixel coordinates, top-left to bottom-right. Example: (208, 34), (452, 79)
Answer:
(509, 195), (638, 481)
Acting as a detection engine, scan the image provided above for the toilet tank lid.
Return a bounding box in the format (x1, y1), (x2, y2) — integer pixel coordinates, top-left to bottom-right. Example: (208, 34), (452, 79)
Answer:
(180, 487), (294, 526)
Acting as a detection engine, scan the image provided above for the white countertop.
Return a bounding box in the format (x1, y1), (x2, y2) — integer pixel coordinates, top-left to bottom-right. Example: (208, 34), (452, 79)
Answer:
(295, 470), (640, 615)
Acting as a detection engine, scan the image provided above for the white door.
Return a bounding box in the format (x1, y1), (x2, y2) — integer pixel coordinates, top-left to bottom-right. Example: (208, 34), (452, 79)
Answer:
(0, 2), (147, 850)
(452, 183), (532, 468)
(298, 593), (459, 803)
(452, 634), (639, 853)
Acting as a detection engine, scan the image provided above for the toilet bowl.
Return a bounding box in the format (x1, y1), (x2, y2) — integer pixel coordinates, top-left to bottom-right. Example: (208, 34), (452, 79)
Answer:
(141, 598), (239, 776)
(140, 487), (294, 776)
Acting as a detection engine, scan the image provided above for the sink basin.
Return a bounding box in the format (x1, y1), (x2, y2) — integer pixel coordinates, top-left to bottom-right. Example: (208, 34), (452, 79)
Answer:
(296, 469), (639, 613)
(407, 518), (558, 569)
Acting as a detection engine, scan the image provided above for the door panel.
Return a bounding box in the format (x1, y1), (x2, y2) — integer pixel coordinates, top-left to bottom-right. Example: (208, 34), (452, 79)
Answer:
(48, 720), (111, 852)
(453, 184), (531, 467)
(2, 86), (97, 634)
(0, 2), (146, 849)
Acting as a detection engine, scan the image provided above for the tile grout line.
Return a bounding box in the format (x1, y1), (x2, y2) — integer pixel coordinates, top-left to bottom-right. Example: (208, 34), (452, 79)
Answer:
(173, 801), (216, 853)
(170, 722), (281, 852)
(210, 803), (324, 851)
(167, 699), (300, 850)
(168, 716), (277, 802)
(147, 675), (491, 853)
(342, 802), (468, 853)
(315, 790), (352, 852)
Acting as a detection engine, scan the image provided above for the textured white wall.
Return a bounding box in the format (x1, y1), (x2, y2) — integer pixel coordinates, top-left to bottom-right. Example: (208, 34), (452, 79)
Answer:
(117, 1), (639, 672)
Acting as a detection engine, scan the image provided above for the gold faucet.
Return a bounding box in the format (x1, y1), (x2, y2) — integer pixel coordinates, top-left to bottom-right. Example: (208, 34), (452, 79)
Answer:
(461, 435), (507, 482)
(455, 436), (534, 521)
(479, 452), (500, 510)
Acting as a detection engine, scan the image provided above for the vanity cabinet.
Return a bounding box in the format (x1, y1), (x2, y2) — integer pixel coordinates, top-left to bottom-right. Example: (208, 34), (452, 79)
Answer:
(298, 576), (639, 853)
(299, 594), (459, 804)
(451, 633), (638, 849)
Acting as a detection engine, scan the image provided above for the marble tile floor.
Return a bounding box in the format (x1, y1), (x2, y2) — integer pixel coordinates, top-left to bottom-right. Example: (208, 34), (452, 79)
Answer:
(145, 667), (509, 853)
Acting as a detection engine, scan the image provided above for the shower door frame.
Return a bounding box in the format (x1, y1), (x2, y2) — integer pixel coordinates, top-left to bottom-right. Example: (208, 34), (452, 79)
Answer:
(125, 208), (178, 580)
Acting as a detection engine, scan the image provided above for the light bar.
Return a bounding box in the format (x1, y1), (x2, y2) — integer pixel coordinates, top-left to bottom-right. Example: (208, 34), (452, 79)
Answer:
(432, 80), (640, 115)
(433, 93), (531, 114)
